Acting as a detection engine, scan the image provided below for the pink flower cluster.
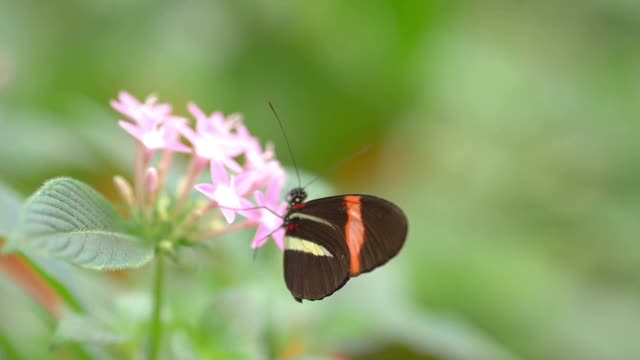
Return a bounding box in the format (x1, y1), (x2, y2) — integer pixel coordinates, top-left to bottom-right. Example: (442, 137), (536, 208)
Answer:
(111, 92), (288, 250)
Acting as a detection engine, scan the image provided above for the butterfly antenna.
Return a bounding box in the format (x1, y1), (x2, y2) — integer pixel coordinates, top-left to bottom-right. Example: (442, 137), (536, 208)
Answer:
(217, 204), (284, 219)
(302, 144), (372, 189)
(268, 101), (302, 188)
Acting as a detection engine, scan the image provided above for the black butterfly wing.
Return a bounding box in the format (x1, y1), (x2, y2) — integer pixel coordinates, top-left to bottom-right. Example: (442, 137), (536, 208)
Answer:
(284, 197), (350, 301)
(350, 195), (407, 274)
(283, 195), (408, 301)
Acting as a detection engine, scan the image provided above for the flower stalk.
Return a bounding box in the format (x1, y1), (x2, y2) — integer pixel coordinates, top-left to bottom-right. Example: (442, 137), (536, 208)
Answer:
(145, 167), (159, 220)
(148, 255), (165, 360)
(174, 157), (207, 216)
(134, 144), (148, 208)
(155, 150), (173, 202)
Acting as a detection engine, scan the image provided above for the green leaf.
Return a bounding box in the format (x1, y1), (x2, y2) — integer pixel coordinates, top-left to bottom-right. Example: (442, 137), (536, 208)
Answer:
(51, 313), (127, 349)
(1, 182), (86, 312)
(7, 177), (154, 270)
(0, 180), (22, 238)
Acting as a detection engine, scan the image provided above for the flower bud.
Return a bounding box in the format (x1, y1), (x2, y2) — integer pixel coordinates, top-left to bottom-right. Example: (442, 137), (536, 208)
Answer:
(113, 175), (134, 207)
(145, 167), (159, 198)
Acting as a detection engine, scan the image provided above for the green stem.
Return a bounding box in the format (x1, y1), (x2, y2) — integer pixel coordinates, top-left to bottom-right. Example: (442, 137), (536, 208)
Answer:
(149, 255), (165, 360)
(134, 143), (145, 208)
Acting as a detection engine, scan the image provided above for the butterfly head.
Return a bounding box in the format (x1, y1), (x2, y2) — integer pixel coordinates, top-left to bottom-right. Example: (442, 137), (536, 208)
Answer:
(286, 187), (307, 206)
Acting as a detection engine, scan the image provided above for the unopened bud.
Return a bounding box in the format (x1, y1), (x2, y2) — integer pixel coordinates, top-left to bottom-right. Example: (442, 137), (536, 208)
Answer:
(227, 113), (243, 127)
(113, 175), (134, 207)
(145, 167), (159, 198)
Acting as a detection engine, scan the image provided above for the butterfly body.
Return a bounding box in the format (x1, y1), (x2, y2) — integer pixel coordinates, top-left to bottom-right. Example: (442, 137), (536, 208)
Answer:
(282, 187), (408, 302)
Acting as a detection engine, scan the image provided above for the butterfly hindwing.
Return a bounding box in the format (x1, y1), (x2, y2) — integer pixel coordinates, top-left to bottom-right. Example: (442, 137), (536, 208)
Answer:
(284, 205), (350, 301)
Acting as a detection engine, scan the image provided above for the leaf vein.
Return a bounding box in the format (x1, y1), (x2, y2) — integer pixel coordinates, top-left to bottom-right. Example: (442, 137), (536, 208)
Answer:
(46, 189), (101, 228)
(54, 182), (106, 227)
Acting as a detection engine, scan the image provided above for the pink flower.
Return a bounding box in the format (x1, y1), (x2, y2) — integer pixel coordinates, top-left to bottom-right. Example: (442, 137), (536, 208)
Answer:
(191, 113), (288, 249)
(112, 92), (191, 152)
(237, 122), (287, 193)
(237, 122), (274, 170)
(244, 180), (288, 250)
(112, 91), (290, 250)
(194, 161), (254, 223)
(179, 103), (250, 173)
(111, 92), (171, 125)
(120, 116), (191, 152)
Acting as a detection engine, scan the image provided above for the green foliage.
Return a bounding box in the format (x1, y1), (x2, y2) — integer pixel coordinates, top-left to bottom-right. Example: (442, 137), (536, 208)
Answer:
(51, 313), (127, 349)
(0, 275), (56, 359)
(6, 178), (154, 270)
(22, 254), (87, 313)
(0, 181), (86, 311)
(0, 180), (22, 238)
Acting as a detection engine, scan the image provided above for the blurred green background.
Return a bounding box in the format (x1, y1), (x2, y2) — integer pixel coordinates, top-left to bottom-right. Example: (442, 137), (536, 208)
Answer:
(2, 1), (640, 359)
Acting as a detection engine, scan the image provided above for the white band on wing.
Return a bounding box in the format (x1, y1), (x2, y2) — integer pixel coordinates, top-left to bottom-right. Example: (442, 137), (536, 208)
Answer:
(288, 212), (335, 228)
(285, 236), (334, 257)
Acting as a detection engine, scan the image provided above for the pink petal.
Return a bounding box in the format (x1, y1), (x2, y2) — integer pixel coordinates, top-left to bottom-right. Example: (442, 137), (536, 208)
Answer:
(251, 225), (272, 248)
(220, 207), (236, 224)
(118, 121), (143, 141)
(153, 103), (172, 116)
(252, 226), (285, 250)
(119, 91), (140, 106)
(235, 122), (252, 140)
(187, 102), (205, 118)
(214, 185), (240, 207)
(165, 141), (192, 153)
(234, 172), (256, 196)
(238, 197), (260, 220)
(111, 100), (129, 117)
(223, 157), (243, 173)
(209, 161), (229, 185)
(254, 189), (266, 207)
(213, 185), (242, 223)
(188, 102), (209, 134)
(194, 183), (216, 198)
(210, 112), (228, 133)
(265, 170), (285, 204)
(140, 131), (165, 150)
(177, 123), (198, 144)
(166, 116), (188, 126)
(112, 92), (145, 121)
(272, 228), (285, 251)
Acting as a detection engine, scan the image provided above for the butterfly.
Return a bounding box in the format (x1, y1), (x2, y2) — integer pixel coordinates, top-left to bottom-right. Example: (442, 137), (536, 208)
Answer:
(282, 186), (408, 302)
(265, 102), (408, 302)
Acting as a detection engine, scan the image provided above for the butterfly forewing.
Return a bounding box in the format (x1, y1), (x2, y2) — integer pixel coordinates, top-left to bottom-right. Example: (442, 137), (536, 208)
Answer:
(352, 195), (407, 274)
